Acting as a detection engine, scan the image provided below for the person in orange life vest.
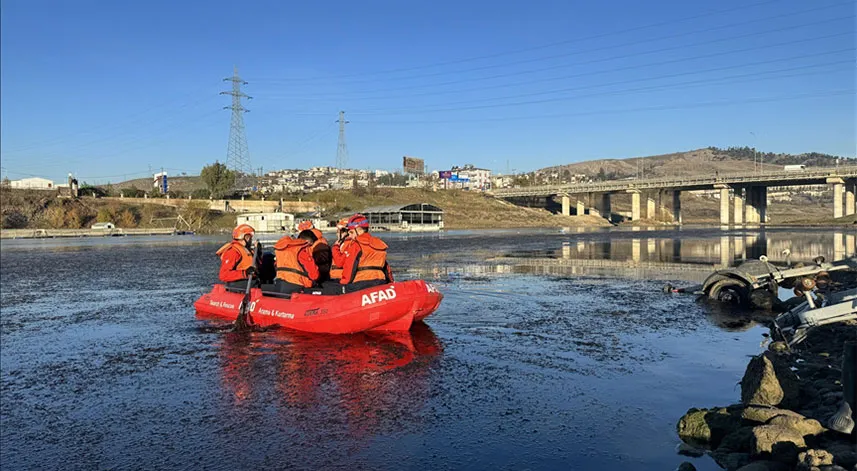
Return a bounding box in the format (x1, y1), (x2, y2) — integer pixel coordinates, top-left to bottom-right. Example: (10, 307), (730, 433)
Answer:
(272, 229), (320, 294)
(216, 224), (258, 289)
(319, 218), (351, 294)
(298, 220), (332, 282)
(340, 214), (394, 293)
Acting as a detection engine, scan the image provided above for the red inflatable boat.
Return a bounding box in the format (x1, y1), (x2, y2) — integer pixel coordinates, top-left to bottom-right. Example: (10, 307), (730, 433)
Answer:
(194, 280), (443, 334)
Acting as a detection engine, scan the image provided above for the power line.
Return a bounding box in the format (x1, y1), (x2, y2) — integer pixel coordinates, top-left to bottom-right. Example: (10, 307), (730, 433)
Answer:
(341, 49), (855, 115)
(257, 2), (853, 91)
(261, 16), (855, 101)
(253, 0), (790, 82)
(355, 89), (853, 124)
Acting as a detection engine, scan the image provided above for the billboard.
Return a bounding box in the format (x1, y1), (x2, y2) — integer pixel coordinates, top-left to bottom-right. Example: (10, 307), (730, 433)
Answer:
(438, 170), (453, 179)
(403, 156), (425, 175)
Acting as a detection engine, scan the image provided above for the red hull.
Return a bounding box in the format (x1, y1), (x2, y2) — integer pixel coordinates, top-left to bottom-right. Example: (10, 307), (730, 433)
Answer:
(194, 280), (443, 334)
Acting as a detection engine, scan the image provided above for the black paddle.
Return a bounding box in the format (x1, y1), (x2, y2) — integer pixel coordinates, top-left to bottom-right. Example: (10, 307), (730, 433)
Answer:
(232, 241), (261, 332)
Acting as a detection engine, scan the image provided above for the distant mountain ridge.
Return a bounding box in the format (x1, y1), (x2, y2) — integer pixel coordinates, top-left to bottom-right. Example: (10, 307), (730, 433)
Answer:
(538, 147), (855, 181)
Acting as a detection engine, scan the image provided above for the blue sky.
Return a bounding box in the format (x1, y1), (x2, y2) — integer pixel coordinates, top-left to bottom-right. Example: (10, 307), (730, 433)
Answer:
(1, 0), (854, 184)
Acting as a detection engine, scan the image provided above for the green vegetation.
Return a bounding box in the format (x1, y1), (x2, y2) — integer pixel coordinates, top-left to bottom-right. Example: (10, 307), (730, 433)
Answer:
(200, 161), (236, 198)
(706, 146), (854, 167)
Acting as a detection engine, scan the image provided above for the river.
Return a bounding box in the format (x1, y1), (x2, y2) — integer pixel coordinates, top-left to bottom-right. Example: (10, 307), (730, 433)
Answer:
(1, 227), (855, 470)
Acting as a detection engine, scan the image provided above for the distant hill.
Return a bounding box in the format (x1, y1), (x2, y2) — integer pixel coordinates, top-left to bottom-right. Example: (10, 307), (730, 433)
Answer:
(107, 176), (205, 193)
(539, 147), (855, 181)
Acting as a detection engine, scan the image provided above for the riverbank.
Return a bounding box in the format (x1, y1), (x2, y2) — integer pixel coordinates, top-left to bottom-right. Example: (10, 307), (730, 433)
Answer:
(674, 287), (857, 471)
(2, 187), (853, 232)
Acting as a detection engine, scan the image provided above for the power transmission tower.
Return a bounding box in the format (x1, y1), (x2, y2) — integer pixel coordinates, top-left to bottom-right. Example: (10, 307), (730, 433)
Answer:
(336, 111), (349, 169)
(221, 66), (253, 189)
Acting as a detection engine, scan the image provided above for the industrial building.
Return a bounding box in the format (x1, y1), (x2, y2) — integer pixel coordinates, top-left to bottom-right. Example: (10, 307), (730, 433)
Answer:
(9, 177), (54, 189)
(235, 212), (295, 233)
(359, 203), (444, 232)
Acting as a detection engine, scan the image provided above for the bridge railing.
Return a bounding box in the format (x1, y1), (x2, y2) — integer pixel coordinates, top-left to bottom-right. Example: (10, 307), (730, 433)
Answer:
(491, 165), (857, 196)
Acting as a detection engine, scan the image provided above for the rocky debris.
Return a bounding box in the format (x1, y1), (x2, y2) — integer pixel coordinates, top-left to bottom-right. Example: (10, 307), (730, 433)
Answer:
(796, 449), (835, 470)
(676, 406), (743, 448)
(750, 422), (807, 463)
(741, 351), (800, 408)
(711, 450), (751, 470)
(676, 321), (857, 471)
(676, 462), (697, 471)
(742, 406), (805, 424)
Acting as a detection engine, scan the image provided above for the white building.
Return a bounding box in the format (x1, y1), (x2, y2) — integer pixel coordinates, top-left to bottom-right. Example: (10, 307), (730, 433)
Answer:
(236, 212), (295, 233)
(446, 165), (492, 191)
(10, 177), (54, 189)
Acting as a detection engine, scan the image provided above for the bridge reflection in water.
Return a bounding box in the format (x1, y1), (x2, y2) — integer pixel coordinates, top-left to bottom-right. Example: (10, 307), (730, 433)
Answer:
(405, 229), (857, 285)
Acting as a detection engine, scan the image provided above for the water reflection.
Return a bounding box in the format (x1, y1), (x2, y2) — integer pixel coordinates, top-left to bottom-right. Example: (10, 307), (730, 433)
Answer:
(404, 228), (857, 285)
(216, 323), (442, 441)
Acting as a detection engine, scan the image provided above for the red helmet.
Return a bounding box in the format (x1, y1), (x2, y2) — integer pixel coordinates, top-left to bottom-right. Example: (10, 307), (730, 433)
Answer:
(297, 220), (313, 231)
(347, 214), (369, 229)
(232, 224), (255, 240)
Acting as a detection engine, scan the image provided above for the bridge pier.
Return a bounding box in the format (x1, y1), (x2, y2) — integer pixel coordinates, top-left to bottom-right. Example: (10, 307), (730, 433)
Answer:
(646, 194), (656, 219)
(716, 185), (730, 225)
(829, 177), (845, 218)
(845, 180), (855, 217)
(628, 190), (641, 221)
(599, 193), (612, 221)
(561, 195), (571, 216)
(672, 191), (682, 224)
(576, 197), (585, 216)
(733, 188), (744, 225)
(744, 187), (767, 224)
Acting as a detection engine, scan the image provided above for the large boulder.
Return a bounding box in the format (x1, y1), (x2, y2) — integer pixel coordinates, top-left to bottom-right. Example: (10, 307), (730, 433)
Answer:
(796, 449), (835, 470)
(676, 462), (696, 471)
(741, 352), (800, 408)
(742, 407), (805, 424)
(750, 423), (807, 463)
(766, 415), (825, 436)
(677, 406), (742, 448)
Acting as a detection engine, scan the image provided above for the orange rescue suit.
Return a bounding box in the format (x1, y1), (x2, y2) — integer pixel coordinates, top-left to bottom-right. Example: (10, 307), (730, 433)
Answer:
(330, 238), (352, 280)
(216, 241), (254, 282)
(273, 237), (319, 288)
(340, 232), (393, 285)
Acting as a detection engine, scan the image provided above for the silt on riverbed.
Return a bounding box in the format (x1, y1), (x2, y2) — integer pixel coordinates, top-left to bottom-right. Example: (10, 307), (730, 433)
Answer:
(1, 227), (855, 470)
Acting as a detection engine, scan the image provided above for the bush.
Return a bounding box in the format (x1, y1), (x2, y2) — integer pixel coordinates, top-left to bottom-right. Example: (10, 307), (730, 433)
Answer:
(44, 206), (66, 228)
(96, 207), (116, 223)
(2, 210), (28, 229)
(191, 188), (211, 199)
(117, 209), (138, 228)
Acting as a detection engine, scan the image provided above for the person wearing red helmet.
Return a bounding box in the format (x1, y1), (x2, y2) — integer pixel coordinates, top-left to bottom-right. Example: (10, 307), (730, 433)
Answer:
(339, 214), (394, 293)
(272, 229), (320, 294)
(296, 220), (331, 278)
(319, 218), (352, 293)
(216, 224), (258, 288)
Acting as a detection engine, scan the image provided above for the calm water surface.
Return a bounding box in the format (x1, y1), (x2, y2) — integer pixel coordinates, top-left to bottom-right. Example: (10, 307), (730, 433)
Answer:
(1, 227), (855, 470)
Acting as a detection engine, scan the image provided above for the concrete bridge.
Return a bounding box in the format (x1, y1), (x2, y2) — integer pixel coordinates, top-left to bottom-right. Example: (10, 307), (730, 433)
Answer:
(491, 166), (857, 223)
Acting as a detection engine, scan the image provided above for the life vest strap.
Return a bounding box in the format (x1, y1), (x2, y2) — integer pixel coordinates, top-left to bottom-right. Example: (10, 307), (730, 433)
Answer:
(276, 266), (309, 277)
(356, 266), (386, 272)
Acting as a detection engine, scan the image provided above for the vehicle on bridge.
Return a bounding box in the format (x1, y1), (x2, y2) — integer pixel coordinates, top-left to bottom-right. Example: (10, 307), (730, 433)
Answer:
(783, 164), (806, 171)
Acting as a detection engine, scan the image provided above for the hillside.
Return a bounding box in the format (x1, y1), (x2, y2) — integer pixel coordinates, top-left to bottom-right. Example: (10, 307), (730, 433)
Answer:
(540, 147), (855, 181)
(108, 176), (205, 193)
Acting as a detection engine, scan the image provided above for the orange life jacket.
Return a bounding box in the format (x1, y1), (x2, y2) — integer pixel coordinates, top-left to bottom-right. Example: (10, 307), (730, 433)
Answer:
(330, 239), (352, 280)
(273, 237), (313, 287)
(352, 233), (389, 283)
(215, 241), (254, 271)
(310, 228), (326, 245)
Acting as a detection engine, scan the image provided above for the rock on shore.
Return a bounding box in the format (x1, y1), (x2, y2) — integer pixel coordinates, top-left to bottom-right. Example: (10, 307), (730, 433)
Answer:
(676, 321), (857, 471)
